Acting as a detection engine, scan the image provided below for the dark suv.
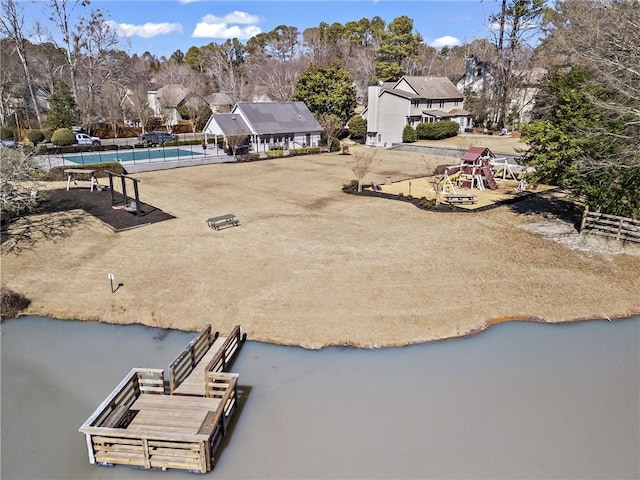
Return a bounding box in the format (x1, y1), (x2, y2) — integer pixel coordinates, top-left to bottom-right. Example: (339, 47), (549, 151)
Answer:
(139, 131), (178, 146)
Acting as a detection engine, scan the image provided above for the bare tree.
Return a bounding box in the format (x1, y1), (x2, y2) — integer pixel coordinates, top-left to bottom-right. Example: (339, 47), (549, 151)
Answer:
(317, 113), (343, 151)
(347, 151), (374, 192)
(0, 148), (43, 221)
(156, 84), (185, 132)
(74, 10), (119, 129)
(251, 57), (309, 101)
(126, 84), (152, 132)
(225, 134), (248, 160)
(0, 0), (42, 127)
(488, 0), (545, 128)
(204, 39), (250, 103)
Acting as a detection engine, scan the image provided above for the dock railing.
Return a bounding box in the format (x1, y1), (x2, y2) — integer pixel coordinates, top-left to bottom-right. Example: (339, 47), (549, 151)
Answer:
(205, 324), (245, 374)
(167, 324), (218, 393)
(580, 206), (640, 244)
(81, 368), (164, 431)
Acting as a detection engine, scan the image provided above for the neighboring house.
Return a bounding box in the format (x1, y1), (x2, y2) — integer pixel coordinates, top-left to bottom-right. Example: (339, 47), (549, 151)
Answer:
(457, 55), (547, 127)
(362, 76), (473, 147)
(206, 92), (233, 113)
(148, 84), (189, 127)
(202, 102), (323, 155)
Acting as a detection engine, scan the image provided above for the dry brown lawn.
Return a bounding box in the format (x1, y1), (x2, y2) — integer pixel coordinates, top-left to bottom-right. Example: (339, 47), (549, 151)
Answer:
(2, 141), (639, 348)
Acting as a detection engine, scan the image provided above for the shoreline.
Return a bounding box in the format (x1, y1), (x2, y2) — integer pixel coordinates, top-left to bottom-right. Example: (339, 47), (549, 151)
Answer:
(9, 311), (639, 350)
(3, 148), (639, 349)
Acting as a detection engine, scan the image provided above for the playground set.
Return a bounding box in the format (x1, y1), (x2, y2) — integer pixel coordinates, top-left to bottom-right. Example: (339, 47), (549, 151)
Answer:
(436, 146), (499, 194)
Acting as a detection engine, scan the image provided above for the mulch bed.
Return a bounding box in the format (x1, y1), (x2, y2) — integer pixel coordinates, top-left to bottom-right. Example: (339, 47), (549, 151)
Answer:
(39, 187), (176, 232)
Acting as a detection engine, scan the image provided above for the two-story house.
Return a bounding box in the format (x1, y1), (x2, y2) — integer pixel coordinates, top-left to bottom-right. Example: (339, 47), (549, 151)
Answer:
(457, 55), (547, 127)
(363, 76), (473, 147)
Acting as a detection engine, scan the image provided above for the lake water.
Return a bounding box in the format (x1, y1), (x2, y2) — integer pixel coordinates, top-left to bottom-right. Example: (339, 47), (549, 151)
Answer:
(1, 315), (638, 479)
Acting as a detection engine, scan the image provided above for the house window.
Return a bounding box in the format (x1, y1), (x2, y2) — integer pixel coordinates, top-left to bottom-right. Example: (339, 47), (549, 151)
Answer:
(454, 100), (460, 107)
(426, 100), (432, 108)
(439, 100), (445, 108)
(411, 100), (419, 107)
(377, 134), (382, 142)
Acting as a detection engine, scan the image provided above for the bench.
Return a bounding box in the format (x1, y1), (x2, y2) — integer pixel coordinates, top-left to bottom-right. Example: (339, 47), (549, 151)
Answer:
(444, 193), (477, 205)
(207, 214), (239, 230)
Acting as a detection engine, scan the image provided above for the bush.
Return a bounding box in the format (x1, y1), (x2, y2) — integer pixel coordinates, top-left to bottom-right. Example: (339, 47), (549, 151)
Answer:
(1, 285), (30, 320)
(26, 130), (45, 146)
(330, 138), (341, 152)
(0, 126), (14, 140)
(402, 124), (417, 143)
(348, 116), (367, 143)
(41, 129), (53, 142)
(51, 127), (76, 146)
(46, 162), (124, 181)
(416, 120), (460, 140)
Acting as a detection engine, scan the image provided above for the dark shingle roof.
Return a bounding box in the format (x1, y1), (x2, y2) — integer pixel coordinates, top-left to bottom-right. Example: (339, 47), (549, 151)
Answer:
(400, 77), (463, 100)
(234, 102), (323, 135)
(210, 113), (251, 136)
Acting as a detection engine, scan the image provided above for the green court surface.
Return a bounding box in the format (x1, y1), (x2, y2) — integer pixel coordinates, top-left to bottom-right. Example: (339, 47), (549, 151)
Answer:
(62, 148), (200, 165)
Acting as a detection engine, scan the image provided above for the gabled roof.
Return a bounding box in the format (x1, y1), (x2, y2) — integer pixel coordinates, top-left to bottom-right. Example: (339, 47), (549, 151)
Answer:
(234, 102), (323, 135)
(398, 76), (463, 100)
(209, 113), (251, 136)
(462, 146), (495, 162)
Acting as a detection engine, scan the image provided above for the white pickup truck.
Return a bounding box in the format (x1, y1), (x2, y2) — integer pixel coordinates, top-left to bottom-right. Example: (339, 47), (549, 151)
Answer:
(75, 133), (101, 145)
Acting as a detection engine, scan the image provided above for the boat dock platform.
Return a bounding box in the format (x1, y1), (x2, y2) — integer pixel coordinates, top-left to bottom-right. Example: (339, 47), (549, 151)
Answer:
(79, 324), (246, 473)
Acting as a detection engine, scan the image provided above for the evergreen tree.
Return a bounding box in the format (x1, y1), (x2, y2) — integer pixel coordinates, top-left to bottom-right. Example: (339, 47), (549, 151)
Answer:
(523, 66), (638, 218)
(373, 16), (422, 82)
(45, 83), (79, 129)
(292, 61), (356, 125)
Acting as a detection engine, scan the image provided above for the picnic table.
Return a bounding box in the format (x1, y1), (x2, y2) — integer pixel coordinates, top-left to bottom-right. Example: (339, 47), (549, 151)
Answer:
(207, 213), (239, 230)
(443, 193), (477, 205)
(65, 169), (99, 191)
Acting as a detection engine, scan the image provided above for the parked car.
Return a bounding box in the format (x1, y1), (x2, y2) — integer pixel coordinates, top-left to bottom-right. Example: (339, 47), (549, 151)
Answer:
(138, 131), (178, 146)
(75, 133), (101, 145)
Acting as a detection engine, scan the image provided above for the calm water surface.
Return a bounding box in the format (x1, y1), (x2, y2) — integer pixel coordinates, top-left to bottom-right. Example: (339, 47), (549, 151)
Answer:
(1, 315), (638, 479)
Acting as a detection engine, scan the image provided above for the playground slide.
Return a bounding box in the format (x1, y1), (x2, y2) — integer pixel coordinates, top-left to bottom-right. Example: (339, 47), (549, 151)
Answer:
(481, 166), (498, 190)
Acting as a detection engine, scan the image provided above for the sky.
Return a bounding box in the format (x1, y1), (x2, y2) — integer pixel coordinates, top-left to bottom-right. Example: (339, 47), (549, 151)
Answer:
(25, 0), (505, 59)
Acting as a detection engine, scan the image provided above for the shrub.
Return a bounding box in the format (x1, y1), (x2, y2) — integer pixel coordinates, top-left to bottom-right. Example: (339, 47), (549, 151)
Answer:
(348, 116), (367, 143)
(0, 285), (30, 320)
(41, 129), (53, 142)
(26, 130), (45, 146)
(51, 127), (76, 146)
(416, 120), (460, 140)
(0, 126), (14, 140)
(330, 138), (341, 152)
(402, 124), (417, 143)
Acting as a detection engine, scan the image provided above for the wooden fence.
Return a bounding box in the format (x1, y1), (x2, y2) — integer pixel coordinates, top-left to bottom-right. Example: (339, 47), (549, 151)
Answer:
(580, 206), (640, 244)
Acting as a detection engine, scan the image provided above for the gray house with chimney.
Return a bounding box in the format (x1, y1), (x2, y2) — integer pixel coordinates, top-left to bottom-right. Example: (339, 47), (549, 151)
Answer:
(202, 102), (323, 155)
(363, 76), (473, 147)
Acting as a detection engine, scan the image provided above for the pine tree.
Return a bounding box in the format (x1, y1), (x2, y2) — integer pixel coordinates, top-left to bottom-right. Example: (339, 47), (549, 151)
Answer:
(45, 83), (79, 130)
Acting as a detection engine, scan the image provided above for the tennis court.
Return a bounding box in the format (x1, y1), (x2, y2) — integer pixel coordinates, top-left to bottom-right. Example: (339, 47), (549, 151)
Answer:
(62, 147), (202, 165)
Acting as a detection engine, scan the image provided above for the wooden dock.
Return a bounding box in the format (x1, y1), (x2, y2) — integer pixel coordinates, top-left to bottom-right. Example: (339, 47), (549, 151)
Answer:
(79, 325), (246, 473)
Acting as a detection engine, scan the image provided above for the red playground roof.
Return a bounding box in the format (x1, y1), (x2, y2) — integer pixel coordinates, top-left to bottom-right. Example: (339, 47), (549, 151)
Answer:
(461, 146), (494, 162)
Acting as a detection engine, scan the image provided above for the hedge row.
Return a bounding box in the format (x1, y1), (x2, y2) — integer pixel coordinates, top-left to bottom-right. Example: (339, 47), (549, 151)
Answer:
(416, 120), (460, 140)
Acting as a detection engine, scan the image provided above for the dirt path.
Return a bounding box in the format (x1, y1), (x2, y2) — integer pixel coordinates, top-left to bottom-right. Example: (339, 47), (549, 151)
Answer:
(2, 146), (639, 348)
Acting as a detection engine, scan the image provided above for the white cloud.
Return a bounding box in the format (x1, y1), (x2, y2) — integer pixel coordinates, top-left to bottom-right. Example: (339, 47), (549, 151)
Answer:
(192, 11), (262, 40)
(430, 35), (462, 48)
(106, 20), (183, 39)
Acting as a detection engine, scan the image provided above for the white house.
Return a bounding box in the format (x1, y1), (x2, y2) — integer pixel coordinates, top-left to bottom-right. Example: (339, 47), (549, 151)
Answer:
(362, 76), (473, 147)
(202, 102), (323, 155)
